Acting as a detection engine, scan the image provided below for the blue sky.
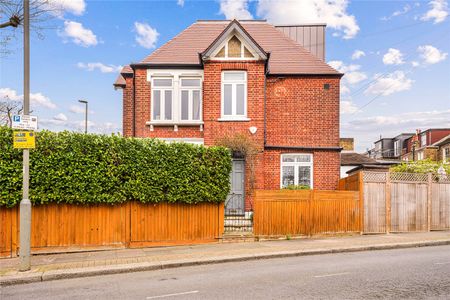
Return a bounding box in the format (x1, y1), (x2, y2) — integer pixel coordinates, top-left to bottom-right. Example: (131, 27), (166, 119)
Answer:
(1, 0), (449, 152)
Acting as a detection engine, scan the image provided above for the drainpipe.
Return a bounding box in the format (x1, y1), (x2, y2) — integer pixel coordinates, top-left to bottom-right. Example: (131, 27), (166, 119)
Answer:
(263, 54), (270, 146)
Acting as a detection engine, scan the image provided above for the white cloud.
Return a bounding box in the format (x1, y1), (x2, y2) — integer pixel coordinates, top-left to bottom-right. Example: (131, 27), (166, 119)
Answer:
(0, 88), (57, 109)
(351, 50), (365, 60)
(341, 100), (359, 114)
(328, 60), (367, 85)
(417, 45), (448, 64)
(177, 0), (185, 7)
(365, 71), (413, 96)
(77, 62), (122, 73)
(220, 0), (253, 19)
(382, 48), (404, 65)
(381, 3), (415, 21)
(411, 61), (420, 67)
(46, 0), (86, 16)
(256, 0), (360, 39)
(59, 21), (98, 47)
(345, 110), (450, 132)
(69, 105), (84, 114)
(53, 113), (68, 121)
(421, 0), (448, 23)
(341, 84), (350, 94)
(134, 22), (159, 49)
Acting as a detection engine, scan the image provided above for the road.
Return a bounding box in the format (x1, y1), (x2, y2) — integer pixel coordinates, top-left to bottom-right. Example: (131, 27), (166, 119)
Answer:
(2, 245), (450, 299)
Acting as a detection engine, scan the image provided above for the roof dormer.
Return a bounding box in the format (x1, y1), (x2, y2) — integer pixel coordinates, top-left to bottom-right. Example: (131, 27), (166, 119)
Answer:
(202, 20), (267, 61)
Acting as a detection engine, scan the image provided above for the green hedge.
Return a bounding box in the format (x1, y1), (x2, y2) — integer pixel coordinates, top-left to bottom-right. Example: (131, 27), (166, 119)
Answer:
(0, 127), (232, 207)
(390, 159), (450, 174)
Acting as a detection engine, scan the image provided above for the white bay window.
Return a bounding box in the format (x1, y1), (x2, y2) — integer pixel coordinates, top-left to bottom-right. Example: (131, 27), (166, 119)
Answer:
(149, 71), (203, 125)
(280, 154), (313, 188)
(221, 71), (247, 120)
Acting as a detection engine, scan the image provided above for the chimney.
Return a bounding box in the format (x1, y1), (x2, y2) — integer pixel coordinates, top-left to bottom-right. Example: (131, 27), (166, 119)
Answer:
(275, 24), (326, 61)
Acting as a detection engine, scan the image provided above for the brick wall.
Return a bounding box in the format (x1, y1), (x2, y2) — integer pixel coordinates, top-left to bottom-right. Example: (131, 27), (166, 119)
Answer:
(265, 76), (340, 147)
(119, 63), (341, 211)
(202, 61), (265, 148)
(263, 149), (340, 191)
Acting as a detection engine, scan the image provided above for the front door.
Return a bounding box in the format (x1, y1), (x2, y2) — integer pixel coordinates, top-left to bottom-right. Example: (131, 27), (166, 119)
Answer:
(225, 159), (245, 215)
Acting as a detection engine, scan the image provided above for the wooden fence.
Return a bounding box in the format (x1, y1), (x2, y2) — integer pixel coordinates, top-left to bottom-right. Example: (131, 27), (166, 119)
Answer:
(0, 202), (224, 258)
(253, 190), (361, 237)
(339, 171), (450, 233)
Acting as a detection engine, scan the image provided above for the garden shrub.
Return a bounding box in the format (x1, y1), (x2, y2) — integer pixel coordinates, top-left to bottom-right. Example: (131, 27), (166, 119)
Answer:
(282, 184), (310, 190)
(0, 127), (231, 207)
(390, 159), (450, 175)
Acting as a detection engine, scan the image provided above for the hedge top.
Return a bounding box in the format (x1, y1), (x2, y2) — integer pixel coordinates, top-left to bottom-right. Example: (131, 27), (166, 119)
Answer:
(0, 127), (232, 207)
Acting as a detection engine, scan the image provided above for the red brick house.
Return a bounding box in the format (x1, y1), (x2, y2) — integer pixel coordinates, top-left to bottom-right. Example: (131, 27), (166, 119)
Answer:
(114, 20), (342, 215)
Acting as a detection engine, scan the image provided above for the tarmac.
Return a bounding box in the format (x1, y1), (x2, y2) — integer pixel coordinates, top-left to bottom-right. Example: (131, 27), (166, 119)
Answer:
(1, 231), (450, 286)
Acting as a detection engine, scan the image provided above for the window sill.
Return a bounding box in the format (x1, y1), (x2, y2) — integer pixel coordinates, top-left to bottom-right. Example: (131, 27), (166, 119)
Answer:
(217, 117), (251, 122)
(146, 121), (204, 126)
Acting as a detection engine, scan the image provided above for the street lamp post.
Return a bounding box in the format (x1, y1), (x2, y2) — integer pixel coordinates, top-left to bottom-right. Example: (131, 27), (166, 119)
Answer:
(78, 100), (88, 134)
(19, 0), (31, 272)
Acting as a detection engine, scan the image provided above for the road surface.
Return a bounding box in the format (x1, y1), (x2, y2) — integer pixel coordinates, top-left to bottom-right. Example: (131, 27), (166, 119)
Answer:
(2, 245), (450, 299)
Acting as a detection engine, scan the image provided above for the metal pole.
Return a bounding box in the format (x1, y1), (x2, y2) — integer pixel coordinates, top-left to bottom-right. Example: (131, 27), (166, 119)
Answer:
(19, 0), (31, 272)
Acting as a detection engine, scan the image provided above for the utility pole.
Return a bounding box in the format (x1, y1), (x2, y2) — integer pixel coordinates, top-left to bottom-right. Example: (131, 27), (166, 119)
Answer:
(19, 0), (31, 272)
(78, 99), (88, 133)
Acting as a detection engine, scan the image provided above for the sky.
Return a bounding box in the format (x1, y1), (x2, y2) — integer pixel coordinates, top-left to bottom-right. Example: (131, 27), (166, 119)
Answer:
(1, 0), (449, 152)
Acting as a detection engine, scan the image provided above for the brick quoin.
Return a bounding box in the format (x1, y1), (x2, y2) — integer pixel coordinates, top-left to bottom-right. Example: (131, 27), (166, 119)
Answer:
(119, 62), (341, 211)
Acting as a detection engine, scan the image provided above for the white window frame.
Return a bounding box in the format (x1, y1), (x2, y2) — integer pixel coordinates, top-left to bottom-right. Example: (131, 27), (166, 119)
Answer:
(147, 70), (204, 126)
(280, 154), (314, 189)
(394, 140), (400, 157)
(179, 77), (202, 122)
(220, 71), (248, 121)
(443, 147), (450, 162)
(151, 77), (174, 122)
(417, 151), (424, 160)
(421, 134), (427, 146)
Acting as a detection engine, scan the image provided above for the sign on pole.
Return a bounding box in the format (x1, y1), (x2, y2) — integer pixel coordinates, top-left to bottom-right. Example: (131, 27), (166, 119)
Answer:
(13, 131), (36, 149)
(12, 115), (38, 131)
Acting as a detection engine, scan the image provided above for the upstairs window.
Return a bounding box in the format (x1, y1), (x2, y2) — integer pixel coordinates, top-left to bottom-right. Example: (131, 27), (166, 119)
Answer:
(421, 134), (427, 146)
(280, 154), (313, 189)
(180, 78), (202, 121)
(152, 78), (173, 121)
(221, 71), (247, 120)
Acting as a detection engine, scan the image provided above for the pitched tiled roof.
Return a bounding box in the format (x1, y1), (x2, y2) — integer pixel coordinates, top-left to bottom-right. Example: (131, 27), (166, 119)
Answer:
(113, 65), (133, 88)
(341, 152), (377, 166)
(138, 20), (340, 75)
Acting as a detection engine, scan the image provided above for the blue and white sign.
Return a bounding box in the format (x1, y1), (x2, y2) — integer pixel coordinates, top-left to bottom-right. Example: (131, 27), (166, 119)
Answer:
(11, 115), (38, 131)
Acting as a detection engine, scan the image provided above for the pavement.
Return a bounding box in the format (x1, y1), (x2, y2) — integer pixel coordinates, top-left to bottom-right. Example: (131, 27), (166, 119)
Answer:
(1, 231), (450, 286)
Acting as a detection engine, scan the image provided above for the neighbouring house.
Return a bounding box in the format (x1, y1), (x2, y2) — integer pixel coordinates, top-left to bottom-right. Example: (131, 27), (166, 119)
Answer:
(432, 134), (450, 163)
(340, 138), (395, 178)
(367, 134), (414, 160)
(114, 19), (342, 216)
(401, 129), (450, 161)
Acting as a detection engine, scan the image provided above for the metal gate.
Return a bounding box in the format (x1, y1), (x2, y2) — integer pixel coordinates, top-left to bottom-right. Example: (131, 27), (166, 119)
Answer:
(225, 159), (245, 216)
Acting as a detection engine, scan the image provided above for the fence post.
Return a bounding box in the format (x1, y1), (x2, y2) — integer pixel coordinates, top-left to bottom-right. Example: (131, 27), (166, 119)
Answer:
(358, 172), (364, 234)
(427, 173), (432, 232)
(309, 190), (314, 237)
(385, 172), (391, 234)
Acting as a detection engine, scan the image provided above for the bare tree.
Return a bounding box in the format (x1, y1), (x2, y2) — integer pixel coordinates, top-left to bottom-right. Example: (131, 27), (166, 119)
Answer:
(0, 96), (23, 127)
(0, 0), (62, 55)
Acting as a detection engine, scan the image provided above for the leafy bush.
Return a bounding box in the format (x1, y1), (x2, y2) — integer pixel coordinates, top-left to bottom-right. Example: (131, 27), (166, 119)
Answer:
(390, 159), (450, 174)
(282, 184), (310, 190)
(0, 127), (232, 207)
